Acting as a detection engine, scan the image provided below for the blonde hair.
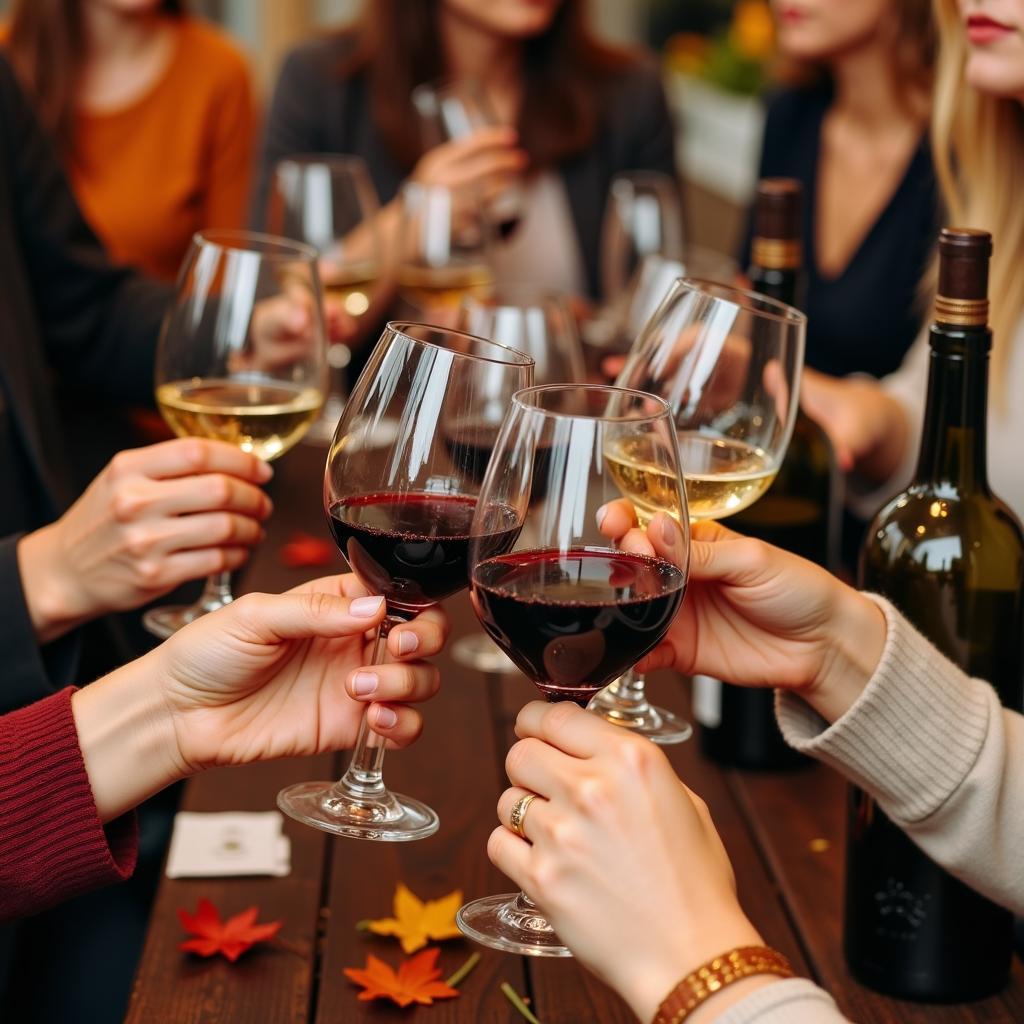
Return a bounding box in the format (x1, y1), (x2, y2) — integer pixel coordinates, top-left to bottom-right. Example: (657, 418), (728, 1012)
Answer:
(932, 0), (1024, 393)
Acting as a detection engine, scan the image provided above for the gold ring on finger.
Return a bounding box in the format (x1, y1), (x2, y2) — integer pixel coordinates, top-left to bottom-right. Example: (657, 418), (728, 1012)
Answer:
(509, 793), (538, 839)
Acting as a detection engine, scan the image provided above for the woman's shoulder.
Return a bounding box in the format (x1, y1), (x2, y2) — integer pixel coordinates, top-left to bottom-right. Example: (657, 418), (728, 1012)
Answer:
(177, 17), (249, 75)
(762, 83), (831, 129)
(276, 30), (365, 92)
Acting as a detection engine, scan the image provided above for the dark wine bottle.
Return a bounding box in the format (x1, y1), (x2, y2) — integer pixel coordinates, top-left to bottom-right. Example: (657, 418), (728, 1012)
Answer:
(696, 178), (840, 770)
(850, 228), (1024, 1000)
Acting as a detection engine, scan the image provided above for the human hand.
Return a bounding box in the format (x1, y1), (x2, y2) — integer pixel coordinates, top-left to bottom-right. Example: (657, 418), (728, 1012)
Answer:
(489, 701), (764, 1022)
(410, 127), (527, 208)
(800, 367), (907, 475)
(72, 573), (448, 822)
(599, 504), (886, 722)
(18, 439), (273, 643)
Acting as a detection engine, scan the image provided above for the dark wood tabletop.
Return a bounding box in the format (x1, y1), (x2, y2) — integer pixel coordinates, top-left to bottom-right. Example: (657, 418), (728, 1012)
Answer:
(126, 444), (1024, 1023)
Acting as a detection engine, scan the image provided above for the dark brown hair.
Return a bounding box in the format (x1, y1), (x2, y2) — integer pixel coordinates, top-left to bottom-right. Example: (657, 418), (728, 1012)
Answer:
(7, 0), (184, 151)
(340, 0), (636, 170)
(775, 0), (935, 118)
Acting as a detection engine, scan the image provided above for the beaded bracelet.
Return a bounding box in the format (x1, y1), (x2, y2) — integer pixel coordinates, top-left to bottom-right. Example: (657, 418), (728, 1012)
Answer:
(652, 945), (794, 1024)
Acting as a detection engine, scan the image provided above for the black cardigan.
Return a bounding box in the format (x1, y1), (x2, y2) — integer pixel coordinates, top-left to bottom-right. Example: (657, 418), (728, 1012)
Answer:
(251, 35), (681, 299)
(0, 56), (170, 712)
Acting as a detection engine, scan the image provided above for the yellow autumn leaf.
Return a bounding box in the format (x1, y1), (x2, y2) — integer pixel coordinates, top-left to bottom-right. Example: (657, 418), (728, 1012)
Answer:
(366, 883), (464, 954)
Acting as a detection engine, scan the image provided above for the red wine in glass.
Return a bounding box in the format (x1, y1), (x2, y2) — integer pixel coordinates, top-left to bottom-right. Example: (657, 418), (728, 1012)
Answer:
(328, 492), (520, 617)
(473, 549), (686, 705)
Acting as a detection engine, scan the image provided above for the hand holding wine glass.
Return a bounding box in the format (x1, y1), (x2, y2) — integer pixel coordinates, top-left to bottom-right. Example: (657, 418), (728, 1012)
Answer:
(457, 383), (689, 956)
(277, 323), (533, 842)
(144, 230), (327, 639)
(586, 278), (805, 741)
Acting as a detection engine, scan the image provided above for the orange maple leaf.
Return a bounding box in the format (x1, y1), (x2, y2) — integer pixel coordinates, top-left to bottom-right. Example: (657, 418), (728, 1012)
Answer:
(344, 947), (460, 1008)
(177, 898), (282, 963)
(366, 882), (463, 953)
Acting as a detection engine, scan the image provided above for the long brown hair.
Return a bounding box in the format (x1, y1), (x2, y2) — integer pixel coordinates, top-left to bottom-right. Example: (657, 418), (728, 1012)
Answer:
(775, 0), (936, 117)
(6, 0), (184, 151)
(340, 0), (636, 171)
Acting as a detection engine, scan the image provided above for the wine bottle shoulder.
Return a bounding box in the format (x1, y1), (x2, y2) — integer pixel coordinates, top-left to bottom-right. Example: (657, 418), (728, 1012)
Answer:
(862, 486), (1024, 591)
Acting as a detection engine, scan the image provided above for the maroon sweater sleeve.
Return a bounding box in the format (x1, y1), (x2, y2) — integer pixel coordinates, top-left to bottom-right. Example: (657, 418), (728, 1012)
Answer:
(0, 687), (138, 920)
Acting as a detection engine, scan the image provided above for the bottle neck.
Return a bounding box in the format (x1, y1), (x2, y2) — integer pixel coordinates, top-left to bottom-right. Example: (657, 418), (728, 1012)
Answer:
(914, 324), (991, 492)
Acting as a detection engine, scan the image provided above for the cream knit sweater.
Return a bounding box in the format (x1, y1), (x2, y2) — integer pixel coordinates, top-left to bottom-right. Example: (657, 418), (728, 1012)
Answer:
(712, 594), (1022, 1023)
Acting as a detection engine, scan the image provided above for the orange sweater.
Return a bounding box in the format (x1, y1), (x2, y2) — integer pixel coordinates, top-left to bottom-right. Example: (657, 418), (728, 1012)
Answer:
(65, 18), (255, 281)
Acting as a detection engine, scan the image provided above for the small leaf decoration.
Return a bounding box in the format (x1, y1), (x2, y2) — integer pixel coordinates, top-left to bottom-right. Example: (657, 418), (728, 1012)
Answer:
(177, 898), (282, 962)
(280, 532), (336, 568)
(344, 947), (460, 1008)
(366, 882), (463, 954)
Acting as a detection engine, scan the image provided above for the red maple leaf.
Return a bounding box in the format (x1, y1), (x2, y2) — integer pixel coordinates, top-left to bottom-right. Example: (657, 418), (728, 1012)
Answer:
(344, 947), (460, 1008)
(177, 898), (282, 962)
(280, 532), (336, 568)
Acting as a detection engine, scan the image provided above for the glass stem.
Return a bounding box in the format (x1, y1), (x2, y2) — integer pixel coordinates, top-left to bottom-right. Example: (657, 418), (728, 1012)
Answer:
(334, 616), (399, 801)
(606, 668), (648, 708)
(197, 571), (234, 612)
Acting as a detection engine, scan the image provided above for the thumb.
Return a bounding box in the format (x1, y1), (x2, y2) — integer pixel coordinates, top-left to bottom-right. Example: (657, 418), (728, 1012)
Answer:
(225, 591), (386, 644)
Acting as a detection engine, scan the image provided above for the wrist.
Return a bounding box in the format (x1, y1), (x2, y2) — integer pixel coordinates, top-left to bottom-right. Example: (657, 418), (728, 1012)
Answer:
(805, 587), (887, 724)
(627, 914), (764, 1024)
(72, 651), (186, 822)
(17, 525), (92, 643)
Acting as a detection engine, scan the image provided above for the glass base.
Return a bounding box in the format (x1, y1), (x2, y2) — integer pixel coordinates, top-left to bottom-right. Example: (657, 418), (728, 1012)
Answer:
(456, 893), (572, 957)
(587, 687), (693, 746)
(276, 780), (439, 842)
(451, 633), (520, 674)
(143, 596), (232, 640)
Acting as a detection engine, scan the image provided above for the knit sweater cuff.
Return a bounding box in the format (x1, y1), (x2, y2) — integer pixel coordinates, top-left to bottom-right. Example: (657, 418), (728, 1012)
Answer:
(776, 595), (991, 823)
(0, 687), (137, 920)
(715, 978), (848, 1023)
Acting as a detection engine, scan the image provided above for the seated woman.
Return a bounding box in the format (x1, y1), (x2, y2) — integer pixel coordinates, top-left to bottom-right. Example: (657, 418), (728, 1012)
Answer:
(489, 511), (1020, 1023)
(802, 0), (1023, 520)
(252, 0), (679, 306)
(4, 0), (254, 281)
(0, 574), (446, 920)
(743, 0), (937, 379)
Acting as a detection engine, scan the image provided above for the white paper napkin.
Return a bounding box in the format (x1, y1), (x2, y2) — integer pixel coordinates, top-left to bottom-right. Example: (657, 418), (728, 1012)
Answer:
(165, 811), (291, 878)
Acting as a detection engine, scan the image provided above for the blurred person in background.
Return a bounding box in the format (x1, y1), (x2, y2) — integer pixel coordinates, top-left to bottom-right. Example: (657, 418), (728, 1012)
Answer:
(252, 0), (679, 317)
(4, 0), (254, 282)
(744, 0), (938, 380)
(803, 0), (1024, 522)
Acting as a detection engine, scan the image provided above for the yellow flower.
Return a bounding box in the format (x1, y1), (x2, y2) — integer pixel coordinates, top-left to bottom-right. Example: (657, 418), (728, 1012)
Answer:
(366, 883), (463, 954)
(730, 0), (775, 61)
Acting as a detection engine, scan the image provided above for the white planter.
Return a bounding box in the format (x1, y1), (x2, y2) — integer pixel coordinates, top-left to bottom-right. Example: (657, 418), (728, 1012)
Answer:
(665, 73), (765, 205)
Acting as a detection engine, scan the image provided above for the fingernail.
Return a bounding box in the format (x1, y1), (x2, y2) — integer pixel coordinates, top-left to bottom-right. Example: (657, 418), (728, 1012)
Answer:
(596, 503), (609, 529)
(375, 706), (398, 729)
(661, 516), (676, 546)
(352, 671), (378, 696)
(258, 461), (273, 482)
(397, 631), (419, 655)
(351, 595), (385, 617)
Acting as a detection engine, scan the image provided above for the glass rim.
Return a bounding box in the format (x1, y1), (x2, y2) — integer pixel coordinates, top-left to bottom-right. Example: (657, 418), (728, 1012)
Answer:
(192, 229), (319, 263)
(385, 321), (534, 368)
(673, 277), (807, 327)
(511, 383), (674, 424)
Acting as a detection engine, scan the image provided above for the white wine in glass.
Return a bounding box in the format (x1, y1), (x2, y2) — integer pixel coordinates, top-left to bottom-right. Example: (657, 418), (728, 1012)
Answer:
(143, 230), (328, 640)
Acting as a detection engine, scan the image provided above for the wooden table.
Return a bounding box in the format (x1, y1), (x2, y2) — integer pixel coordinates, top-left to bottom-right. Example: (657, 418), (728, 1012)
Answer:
(126, 445), (1024, 1023)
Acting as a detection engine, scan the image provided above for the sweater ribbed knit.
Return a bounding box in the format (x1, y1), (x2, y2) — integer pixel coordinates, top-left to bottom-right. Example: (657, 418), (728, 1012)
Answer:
(0, 687), (137, 920)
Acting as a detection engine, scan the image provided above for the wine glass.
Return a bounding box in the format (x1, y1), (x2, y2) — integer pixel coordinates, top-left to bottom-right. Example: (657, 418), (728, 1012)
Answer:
(276, 322), (534, 841)
(457, 383), (690, 955)
(450, 285), (587, 671)
(412, 78), (524, 237)
(397, 182), (494, 320)
(266, 154), (381, 444)
(588, 278), (806, 741)
(143, 229), (328, 639)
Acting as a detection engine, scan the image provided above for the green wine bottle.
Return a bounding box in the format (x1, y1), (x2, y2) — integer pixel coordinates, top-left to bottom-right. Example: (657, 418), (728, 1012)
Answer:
(697, 178), (839, 770)
(851, 228), (1024, 999)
